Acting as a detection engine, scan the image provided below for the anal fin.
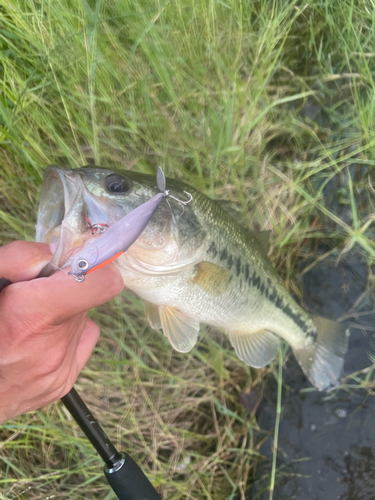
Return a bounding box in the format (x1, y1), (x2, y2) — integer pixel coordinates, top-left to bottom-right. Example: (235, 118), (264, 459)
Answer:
(227, 329), (279, 368)
(159, 305), (200, 353)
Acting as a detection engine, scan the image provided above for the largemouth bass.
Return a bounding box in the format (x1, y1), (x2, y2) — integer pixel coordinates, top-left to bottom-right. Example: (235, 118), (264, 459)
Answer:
(36, 165), (349, 390)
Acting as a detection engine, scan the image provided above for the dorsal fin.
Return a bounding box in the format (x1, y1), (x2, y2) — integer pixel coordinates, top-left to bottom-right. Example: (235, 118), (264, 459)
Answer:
(253, 230), (271, 253)
(215, 200), (249, 228)
(216, 200), (271, 253)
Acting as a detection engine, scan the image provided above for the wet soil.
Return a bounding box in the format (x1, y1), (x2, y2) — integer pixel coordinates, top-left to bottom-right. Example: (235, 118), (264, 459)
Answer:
(248, 253), (375, 500)
(245, 97), (375, 499)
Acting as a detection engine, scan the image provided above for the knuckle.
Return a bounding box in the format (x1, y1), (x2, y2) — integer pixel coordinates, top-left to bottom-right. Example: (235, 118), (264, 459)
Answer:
(21, 312), (52, 337)
(2, 240), (29, 255)
(9, 295), (52, 337)
(1, 282), (59, 344)
(1, 241), (34, 264)
(34, 350), (68, 379)
(1, 285), (40, 333)
(0, 241), (51, 282)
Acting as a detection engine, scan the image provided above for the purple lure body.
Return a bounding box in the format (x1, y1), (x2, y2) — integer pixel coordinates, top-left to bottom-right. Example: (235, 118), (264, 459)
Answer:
(70, 192), (165, 279)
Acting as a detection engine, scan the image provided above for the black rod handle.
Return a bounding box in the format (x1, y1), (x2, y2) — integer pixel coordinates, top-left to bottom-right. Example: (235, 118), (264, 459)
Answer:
(61, 387), (119, 462)
(105, 452), (161, 500)
(62, 388), (161, 499)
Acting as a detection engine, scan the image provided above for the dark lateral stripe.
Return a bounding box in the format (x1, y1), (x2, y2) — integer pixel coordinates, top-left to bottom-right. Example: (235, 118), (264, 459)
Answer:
(280, 302), (312, 334)
(207, 241), (218, 258)
(244, 267), (311, 334)
(207, 241), (312, 335)
(236, 258), (241, 276)
(252, 271), (260, 288)
(227, 254), (233, 269)
(220, 248), (228, 261)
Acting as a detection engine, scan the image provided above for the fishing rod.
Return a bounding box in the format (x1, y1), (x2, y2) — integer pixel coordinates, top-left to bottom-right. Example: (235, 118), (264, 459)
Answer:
(61, 387), (160, 500)
(0, 167), (180, 500)
(0, 284), (160, 500)
(0, 277), (161, 498)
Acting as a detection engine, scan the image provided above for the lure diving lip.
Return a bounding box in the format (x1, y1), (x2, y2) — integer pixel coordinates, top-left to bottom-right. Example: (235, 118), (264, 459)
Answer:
(69, 167), (192, 282)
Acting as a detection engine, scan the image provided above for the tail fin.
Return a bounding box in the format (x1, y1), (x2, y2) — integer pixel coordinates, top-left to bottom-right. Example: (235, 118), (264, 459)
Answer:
(293, 317), (350, 391)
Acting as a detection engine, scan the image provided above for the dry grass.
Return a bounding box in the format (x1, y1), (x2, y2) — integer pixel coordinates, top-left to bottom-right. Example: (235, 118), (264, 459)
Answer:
(1, 0), (375, 498)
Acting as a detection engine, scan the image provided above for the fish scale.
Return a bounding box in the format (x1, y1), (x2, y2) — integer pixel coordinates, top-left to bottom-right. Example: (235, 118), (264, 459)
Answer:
(37, 166), (349, 390)
(192, 207), (315, 337)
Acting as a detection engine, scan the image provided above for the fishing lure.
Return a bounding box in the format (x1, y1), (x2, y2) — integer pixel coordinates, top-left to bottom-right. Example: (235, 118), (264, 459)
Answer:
(70, 167), (192, 282)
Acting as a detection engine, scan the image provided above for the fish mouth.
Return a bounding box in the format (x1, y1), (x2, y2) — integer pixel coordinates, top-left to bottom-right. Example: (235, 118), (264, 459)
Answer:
(36, 165), (186, 278)
(36, 165), (109, 275)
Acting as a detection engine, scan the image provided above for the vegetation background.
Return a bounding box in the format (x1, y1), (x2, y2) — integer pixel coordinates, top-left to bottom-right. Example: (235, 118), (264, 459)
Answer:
(1, 0), (375, 499)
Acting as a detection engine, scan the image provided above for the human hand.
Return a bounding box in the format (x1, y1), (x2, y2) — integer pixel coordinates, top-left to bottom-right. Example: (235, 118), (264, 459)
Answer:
(0, 241), (124, 423)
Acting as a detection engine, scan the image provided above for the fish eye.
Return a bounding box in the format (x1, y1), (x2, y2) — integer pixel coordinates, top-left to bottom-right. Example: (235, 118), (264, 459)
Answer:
(105, 174), (130, 194)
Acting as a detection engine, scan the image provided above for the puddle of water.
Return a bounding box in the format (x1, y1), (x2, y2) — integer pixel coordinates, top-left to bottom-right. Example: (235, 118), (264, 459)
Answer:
(249, 254), (375, 500)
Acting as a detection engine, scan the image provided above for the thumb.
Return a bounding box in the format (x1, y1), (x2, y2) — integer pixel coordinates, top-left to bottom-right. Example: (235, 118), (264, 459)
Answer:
(0, 241), (53, 282)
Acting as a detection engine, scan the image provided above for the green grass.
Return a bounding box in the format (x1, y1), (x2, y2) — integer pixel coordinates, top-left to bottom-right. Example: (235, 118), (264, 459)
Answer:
(1, 0), (375, 498)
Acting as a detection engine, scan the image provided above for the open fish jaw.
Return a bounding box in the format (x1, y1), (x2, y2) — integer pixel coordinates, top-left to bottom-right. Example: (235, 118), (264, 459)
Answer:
(36, 166), (110, 270)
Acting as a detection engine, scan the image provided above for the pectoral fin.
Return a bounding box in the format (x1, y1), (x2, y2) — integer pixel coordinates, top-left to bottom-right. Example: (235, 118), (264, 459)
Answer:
(144, 301), (162, 330)
(191, 261), (232, 296)
(227, 329), (279, 368)
(159, 305), (200, 353)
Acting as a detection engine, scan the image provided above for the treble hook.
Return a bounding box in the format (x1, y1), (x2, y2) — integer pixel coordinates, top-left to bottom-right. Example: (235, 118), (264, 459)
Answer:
(156, 167), (193, 214)
(167, 191), (193, 205)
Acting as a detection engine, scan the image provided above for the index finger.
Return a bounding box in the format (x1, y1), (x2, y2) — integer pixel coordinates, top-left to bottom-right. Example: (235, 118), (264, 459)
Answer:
(18, 263), (125, 323)
(0, 241), (53, 282)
